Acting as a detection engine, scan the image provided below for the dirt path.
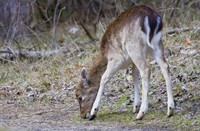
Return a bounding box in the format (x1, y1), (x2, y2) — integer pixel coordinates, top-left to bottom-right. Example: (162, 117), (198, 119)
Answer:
(0, 101), (166, 131)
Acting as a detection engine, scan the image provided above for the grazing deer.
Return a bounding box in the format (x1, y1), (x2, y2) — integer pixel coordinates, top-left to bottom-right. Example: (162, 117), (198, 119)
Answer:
(75, 5), (174, 120)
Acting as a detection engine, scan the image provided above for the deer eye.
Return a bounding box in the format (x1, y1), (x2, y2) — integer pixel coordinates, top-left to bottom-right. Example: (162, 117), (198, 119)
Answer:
(78, 96), (82, 101)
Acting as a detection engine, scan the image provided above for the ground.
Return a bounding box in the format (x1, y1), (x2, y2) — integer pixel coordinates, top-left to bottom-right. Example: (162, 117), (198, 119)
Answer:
(0, 24), (200, 131)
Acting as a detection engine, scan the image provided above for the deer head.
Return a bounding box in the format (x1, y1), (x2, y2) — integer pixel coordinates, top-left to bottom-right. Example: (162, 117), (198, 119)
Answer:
(76, 55), (107, 119)
(75, 68), (94, 118)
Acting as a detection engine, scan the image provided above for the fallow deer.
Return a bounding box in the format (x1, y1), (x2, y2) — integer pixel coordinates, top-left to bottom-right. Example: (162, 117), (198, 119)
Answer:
(75, 5), (175, 120)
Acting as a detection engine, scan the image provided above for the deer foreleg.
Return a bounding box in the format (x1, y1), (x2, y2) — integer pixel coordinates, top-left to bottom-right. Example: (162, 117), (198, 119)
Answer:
(89, 59), (124, 120)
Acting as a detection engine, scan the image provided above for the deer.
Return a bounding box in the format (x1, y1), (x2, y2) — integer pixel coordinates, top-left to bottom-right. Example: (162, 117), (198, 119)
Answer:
(75, 5), (175, 121)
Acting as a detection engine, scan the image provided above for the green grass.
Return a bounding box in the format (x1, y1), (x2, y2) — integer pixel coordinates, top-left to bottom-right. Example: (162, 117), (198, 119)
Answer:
(96, 109), (200, 130)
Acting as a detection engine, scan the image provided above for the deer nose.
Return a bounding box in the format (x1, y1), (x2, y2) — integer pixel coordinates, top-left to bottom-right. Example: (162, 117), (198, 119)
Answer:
(80, 113), (87, 119)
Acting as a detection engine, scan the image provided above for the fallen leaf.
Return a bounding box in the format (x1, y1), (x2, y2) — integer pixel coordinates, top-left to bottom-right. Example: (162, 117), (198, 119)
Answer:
(183, 38), (192, 46)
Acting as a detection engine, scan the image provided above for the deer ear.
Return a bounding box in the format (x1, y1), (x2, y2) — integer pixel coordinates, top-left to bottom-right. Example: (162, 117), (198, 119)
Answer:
(81, 67), (90, 80)
(80, 67), (90, 88)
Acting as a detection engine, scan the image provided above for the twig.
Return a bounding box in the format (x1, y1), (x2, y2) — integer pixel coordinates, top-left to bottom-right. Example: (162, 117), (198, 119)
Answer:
(80, 22), (96, 41)
(0, 57), (15, 63)
(35, 0), (52, 25)
(0, 68), (9, 83)
(51, 2), (65, 48)
(24, 24), (44, 45)
(165, 27), (195, 35)
(52, 1), (59, 41)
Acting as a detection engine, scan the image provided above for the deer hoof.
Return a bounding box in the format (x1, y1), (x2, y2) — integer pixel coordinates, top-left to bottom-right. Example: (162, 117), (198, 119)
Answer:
(136, 112), (145, 120)
(88, 115), (96, 121)
(167, 107), (174, 117)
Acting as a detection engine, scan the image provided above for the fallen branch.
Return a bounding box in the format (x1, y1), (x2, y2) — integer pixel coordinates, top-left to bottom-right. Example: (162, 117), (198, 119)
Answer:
(165, 26), (200, 35)
(165, 27), (191, 34)
(0, 48), (69, 59)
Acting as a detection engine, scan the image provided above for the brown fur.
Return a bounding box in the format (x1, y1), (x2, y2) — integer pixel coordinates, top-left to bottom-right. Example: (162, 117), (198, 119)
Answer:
(100, 5), (162, 53)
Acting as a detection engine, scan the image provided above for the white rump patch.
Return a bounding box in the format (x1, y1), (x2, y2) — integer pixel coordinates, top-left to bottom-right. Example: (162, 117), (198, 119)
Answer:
(144, 16), (153, 49)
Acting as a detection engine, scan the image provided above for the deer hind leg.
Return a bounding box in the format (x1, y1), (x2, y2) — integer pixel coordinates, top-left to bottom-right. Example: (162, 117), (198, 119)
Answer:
(89, 58), (126, 120)
(127, 46), (150, 119)
(129, 56), (150, 120)
(132, 64), (140, 114)
(153, 44), (175, 117)
(136, 61), (150, 120)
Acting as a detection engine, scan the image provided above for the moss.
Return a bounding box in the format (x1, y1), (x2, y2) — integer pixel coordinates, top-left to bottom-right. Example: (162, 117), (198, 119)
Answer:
(117, 95), (128, 105)
(98, 111), (135, 125)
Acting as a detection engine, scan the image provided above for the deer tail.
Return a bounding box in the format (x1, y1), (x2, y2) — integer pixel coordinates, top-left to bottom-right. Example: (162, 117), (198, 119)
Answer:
(143, 16), (162, 50)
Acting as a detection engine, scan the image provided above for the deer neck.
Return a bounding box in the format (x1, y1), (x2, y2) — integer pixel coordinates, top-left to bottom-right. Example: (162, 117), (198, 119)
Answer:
(89, 53), (107, 91)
